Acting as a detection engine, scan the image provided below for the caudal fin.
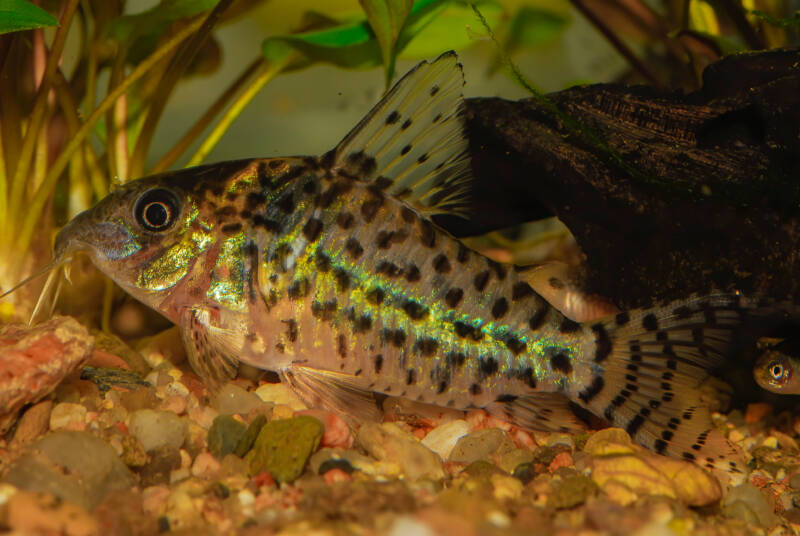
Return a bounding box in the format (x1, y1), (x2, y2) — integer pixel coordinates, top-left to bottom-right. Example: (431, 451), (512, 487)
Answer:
(575, 293), (751, 474)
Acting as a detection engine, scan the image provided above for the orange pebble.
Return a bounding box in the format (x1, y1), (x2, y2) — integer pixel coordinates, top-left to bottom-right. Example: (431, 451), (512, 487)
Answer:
(548, 451), (573, 473)
(296, 410), (353, 448)
(323, 468), (352, 484)
(252, 471), (275, 488)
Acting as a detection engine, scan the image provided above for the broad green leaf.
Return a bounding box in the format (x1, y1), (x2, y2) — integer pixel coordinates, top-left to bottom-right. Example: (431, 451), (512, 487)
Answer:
(261, 0), (447, 74)
(0, 0), (57, 35)
(359, 0), (413, 86)
(505, 6), (569, 52)
(399, 0), (502, 58)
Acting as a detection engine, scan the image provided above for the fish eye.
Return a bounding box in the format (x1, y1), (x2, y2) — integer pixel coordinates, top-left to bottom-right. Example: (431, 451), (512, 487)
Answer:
(134, 188), (179, 232)
(769, 361), (786, 381)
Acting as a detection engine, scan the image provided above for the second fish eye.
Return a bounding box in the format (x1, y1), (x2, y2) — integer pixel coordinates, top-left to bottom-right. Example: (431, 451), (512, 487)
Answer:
(770, 362), (785, 380)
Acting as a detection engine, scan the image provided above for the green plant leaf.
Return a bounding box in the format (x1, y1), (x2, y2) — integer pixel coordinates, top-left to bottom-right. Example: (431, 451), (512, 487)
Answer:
(748, 9), (800, 29)
(0, 0), (58, 35)
(399, 0), (502, 58)
(261, 0), (447, 73)
(359, 0), (413, 86)
(505, 6), (569, 53)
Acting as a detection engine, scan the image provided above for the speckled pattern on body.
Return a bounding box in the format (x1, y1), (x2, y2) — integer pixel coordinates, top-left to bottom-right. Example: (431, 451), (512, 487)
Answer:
(53, 53), (756, 474)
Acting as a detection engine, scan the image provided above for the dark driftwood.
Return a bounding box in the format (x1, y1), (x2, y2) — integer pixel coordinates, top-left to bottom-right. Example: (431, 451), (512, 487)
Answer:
(438, 48), (800, 309)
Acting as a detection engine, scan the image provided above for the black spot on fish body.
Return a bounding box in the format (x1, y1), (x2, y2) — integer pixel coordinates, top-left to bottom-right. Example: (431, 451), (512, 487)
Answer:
(496, 394), (517, 403)
(504, 335), (526, 355)
(474, 271), (490, 292)
(479, 356), (499, 378)
(374, 354), (384, 373)
(401, 144), (412, 156)
(415, 338), (438, 356)
(511, 282), (535, 301)
(456, 243), (470, 263)
(406, 369), (416, 385)
(367, 287), (386, 305)
(376, 261), (402, 278)
(654, 439), (668, 455)
(626, 413), (646, 436)
(276, 193), (294, 213)
(336, 211), (355, 229)
(492, 298), (509, 319)
(386, 111), (400, 124)
(221, 222), (242, 235)
(578, 375), (605, 403)
(311, 300), (337, 321)
(405, 265), (421, 282)
(403, 300), (428, 321)
(470, 384), (482, 396)
(559, 318), (581, 333)
(302, 218), (323, 242)
(246, 192), (267, 210)
(288, 278), (309, 299)
(417, 153), (429, 163)
(401, 118), (412, 130)
(437, 381), (448, 394)
(344, 237), (364, 259)
(315, 252), (332, 272)
(430, 85), (440, 96)
(337, 334), (347, 358)
(432, 113), (442, 123)
(642, 313), (658, 331)
(445, 288), (463, 308)
(591, 323), (612, 363)
(252, 214), (280, 232)
(375, 230), (395, 249)
(433, 253), (451, 273)
(418, 220), (436, 248)
(283, 319), (298, 342)
(374, 176), (393, 190)
(528, 305), (549, 331)
(360, 198), (382, 222)
(333, 268), (351, 291)
(353, 314), (372, 333)
(382, 328), (406, 347)
(302, 179), (316, 194)
(615, 311), (630, 326)
(550, 353), (572, 374)
(488, 260), (507, 280)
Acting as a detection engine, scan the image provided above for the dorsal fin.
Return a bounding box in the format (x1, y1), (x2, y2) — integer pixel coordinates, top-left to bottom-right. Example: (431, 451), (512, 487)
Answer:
(328, 51), (471, 216)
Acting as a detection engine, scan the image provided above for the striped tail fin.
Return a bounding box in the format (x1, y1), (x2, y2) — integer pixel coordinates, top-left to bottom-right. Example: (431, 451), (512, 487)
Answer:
(574, 293), (753, 475)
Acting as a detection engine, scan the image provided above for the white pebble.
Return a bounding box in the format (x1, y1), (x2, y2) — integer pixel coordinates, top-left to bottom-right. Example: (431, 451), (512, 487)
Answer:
(129, 409), (187, 452)
(49, 403), (86, 430)
(421, 419), (469, 460)
(254, 383), (307, 410)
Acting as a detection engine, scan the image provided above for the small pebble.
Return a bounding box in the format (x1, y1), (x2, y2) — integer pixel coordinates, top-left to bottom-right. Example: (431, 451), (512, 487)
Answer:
(207, 415), (246, 459)
(421, 419), (470, 460)
(246, 416), (324, 483)
(323, 468), (352, 484)
(129, 409), (187, 452)
(358, 422), (444, 481)
(214, 383), (264, 416)
(449, 428), (514, 464)
(254, 383), (307, 410)
(191, 452), (221, 478)
(49, 402), (87, 431)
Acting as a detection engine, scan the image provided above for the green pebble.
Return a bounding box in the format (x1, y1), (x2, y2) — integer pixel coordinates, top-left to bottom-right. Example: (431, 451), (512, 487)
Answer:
(246, 416), (324, 484)
(547, 475), (596, 509)
(235, 414), (267, 457)
(207, 415), (247, 459)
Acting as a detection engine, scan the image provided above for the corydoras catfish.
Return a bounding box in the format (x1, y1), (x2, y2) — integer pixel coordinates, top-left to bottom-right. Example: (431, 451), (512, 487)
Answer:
(53, 53), (748, 474)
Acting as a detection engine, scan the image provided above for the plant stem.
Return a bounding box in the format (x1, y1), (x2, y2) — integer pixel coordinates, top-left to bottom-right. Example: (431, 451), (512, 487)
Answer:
(150, 56), (264, 174)
(13, 17), (208, 270)
(8, 0), (80, 227)
(129, 0), (234, 179)
(187, 54), (292, 167)
(717, 0), (763, 49)
(568, 0), (662, 87)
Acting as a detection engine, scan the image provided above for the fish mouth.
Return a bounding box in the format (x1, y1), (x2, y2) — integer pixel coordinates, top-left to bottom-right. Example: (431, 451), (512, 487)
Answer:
(54, 212), (139, 263)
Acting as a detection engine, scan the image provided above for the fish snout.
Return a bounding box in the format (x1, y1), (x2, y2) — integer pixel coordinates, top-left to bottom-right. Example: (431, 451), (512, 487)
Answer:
(54, 212), (139, 262)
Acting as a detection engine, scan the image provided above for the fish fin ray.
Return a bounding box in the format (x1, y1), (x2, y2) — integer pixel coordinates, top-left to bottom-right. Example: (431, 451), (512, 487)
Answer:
(281, 366), (383, 423)
(575, 294), (751, 474)
(485, 392), (587, 434)
(179, 307), (241, 388)
(329, 51), (471, 216)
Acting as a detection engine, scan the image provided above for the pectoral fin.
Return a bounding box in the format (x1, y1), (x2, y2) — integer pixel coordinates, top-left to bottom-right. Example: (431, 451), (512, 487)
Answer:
(281, 366), (383, 423)
(179, 307), (242, 387)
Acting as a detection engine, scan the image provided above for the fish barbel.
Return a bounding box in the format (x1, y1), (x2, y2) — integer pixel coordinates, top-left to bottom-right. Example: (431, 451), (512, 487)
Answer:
(53, 52), (749, 473)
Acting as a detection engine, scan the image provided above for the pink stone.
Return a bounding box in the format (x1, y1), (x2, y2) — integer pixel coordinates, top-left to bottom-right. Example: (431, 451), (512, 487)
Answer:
(296, 409), (353, 448)
(0, 317), (93, 434)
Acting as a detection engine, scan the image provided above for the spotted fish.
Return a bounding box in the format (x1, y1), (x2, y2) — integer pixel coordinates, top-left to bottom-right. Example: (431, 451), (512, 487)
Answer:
(53, 52), (750, 473)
